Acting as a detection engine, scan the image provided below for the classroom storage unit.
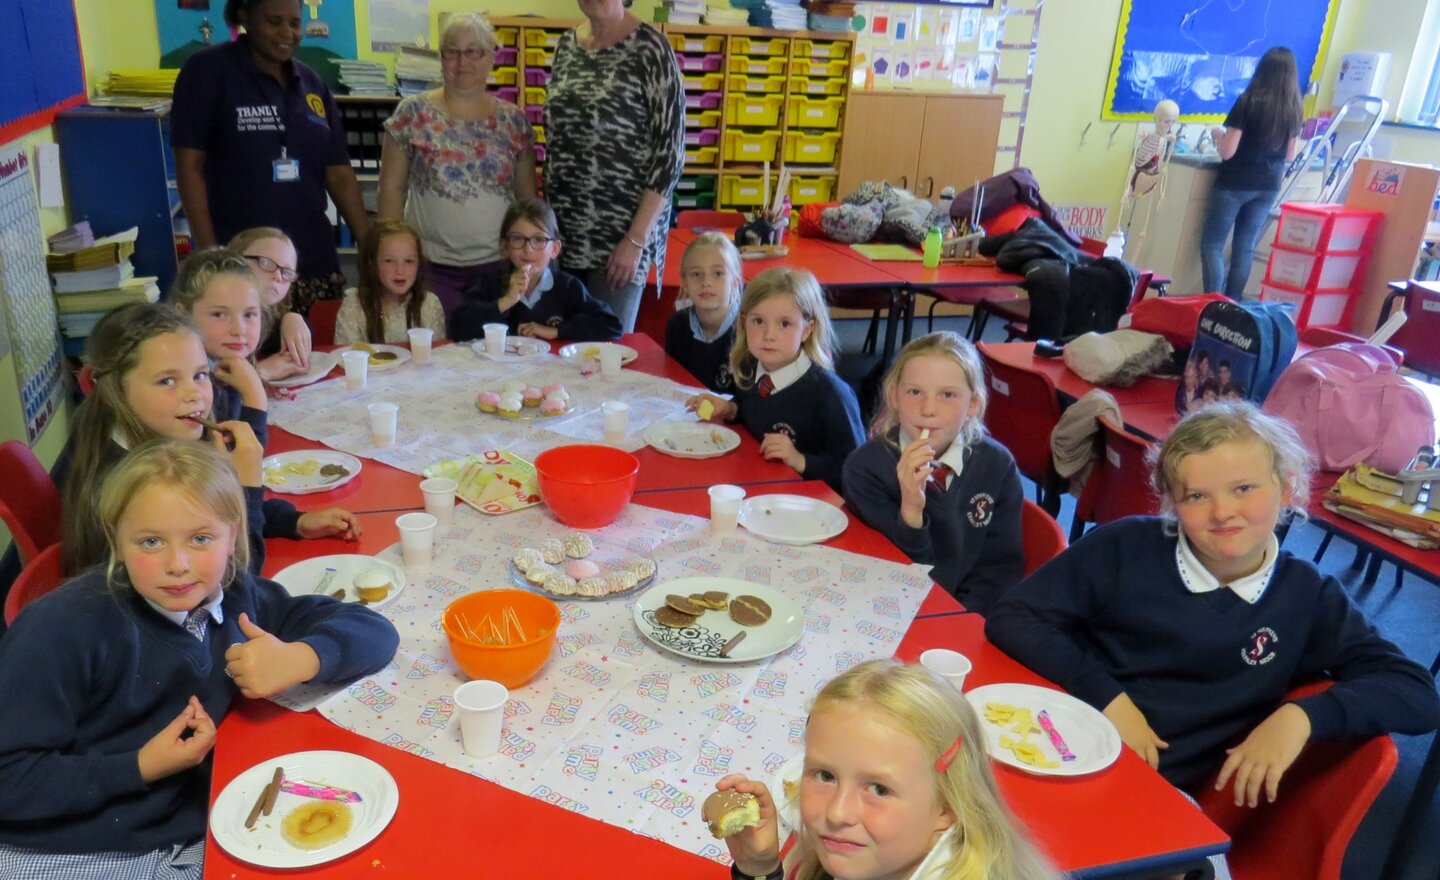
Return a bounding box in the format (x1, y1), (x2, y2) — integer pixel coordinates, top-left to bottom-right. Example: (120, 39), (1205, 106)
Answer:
(837, 92), (1004, 200)
(1259, 203), (1382, 331)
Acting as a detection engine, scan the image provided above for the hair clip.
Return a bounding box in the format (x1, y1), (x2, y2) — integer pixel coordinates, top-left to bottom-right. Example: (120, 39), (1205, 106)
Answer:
(935, 734), (963, 772)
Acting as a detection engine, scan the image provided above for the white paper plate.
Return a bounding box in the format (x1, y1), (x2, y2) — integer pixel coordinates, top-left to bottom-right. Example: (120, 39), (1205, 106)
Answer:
(209, 750), (399, 869)
(642, 421), (741, 459)
(738, 495), (848, 545)
(262, 451), (363, 495)
(558, 342), (639, 367)
(469, 336), (552, 361)
(271, 554), (407, 611)
(336, 343), (410, 370)
(965, 683), (1122, 777)
(267, 350), (340, 388)
(632, 577), (803, 663)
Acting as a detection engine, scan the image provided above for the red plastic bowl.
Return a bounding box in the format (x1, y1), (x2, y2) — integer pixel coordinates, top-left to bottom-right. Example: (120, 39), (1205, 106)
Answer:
(533, 444), (639, 528)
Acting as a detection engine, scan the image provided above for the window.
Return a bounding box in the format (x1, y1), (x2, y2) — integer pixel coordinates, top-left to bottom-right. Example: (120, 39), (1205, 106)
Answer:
(1418, 48), (1440, 126)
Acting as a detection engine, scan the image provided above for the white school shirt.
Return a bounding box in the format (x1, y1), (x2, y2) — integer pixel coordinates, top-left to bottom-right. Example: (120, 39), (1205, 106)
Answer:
(1175, 531), (1281, 604)
(755, 351), (813, 393)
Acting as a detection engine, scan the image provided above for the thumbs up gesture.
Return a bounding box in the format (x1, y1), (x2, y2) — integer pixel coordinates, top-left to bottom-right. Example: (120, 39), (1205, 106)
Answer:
(224, 613), (321, 699)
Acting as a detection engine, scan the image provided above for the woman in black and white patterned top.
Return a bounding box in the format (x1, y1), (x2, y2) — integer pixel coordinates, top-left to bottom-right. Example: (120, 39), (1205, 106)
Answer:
(544, 0), (685, 333)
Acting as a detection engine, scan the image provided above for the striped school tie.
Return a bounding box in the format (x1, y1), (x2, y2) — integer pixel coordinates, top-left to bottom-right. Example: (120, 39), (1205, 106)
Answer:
(757, 375), (775, 397)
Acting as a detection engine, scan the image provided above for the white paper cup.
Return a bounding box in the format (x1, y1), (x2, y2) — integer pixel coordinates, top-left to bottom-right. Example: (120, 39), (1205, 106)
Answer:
(600, 344), (623, 378)
(419, 477), (458, 530)
(483, 323), (508, 356)
(453, 679), (508, 758)
(367, 401), (398, 447)
(920, 649), (973, 691)
(601, 400), (630, 444)
(341, 350), (369, 389)
(708, 484), (745, 536)
(408, 328), (433, 365)
(395, 511), (437, 574)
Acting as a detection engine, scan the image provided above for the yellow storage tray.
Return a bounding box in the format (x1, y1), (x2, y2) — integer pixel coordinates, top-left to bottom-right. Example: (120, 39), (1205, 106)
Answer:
(731, 36), (788, 56)
(524, 86), (548, 106)
(668, 34), (725, 53)
(535, 128), (547, 144)
(683, 72), (725, 92)
(495, 28), (518, 47)
(685, 145), (719, 167)
(791, 57), (848, 79)
(788, 175), (837, 205)
(728, 56), (787, 76)
(725, 93), (785, 127)
(524, 48), (554, 68)
(524, 30), (563, 48)
(721, 175), (768, 206)
(786, 95), (844, 129)
(487, 68), (518, 87)
(785, 131), (842, 164)
(792, 39), (851, 60)
(723, 129), (781, 163)
(685, 109), (721, 129)
(727, 74), (786, 94)
(789, 75), (845, 96)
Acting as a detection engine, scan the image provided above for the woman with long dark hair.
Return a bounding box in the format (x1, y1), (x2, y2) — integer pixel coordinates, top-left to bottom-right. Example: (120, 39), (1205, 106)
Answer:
(1199, 47), (1304, 300)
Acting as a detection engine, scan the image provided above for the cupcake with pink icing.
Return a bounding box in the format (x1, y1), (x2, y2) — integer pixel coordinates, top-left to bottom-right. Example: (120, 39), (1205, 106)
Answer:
(522, 387), (543, 408)
(477, 391), (501, 413)
(542, 382), (566, 397)
(540, 396), (567, 416)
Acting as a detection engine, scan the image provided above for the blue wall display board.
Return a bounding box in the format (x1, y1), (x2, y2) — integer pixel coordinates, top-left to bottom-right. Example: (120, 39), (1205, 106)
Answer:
(155, 0), (357, 87)
(0, 0), (87, 142)
(1103, 0), (1337, 121)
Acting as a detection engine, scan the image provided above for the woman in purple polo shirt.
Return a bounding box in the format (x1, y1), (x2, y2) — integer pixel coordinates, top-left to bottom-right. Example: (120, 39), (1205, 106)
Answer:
(172, 0), (370, 315)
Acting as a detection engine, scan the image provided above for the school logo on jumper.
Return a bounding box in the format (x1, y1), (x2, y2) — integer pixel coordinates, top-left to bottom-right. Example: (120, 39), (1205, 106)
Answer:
(545, 315), (562, 327)
(967, 493), (996, 527)
(716, 363), (734, 390)
(305, 93), (326, 117)
(1241, 627), (1279, 666)
(770, 421), (796, 439)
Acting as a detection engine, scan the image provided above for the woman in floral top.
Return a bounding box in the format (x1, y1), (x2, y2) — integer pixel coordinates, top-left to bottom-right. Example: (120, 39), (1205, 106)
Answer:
(545, 0), (685, 333)
(378, 13), (537, 317)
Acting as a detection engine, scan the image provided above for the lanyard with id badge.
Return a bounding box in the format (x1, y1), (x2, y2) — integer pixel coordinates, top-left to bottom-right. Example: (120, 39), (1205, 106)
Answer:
(273, 147), (300, 182)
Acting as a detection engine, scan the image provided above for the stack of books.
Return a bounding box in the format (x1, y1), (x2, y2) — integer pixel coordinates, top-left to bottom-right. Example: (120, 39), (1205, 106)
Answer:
(99, 69), (179, 98)
(47, 226), (160, 339)
(394, 46), (442, 96)
(658, 0), (705, 24)
(335, 60), (394, 97)
(729, 0), (806, 29)
(806, 1), (855, 31)
(704, 0), (750, 25)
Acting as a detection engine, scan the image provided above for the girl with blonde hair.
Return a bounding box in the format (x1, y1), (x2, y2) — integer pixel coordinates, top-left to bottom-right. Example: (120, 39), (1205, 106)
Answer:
(665, 231), (744, 392)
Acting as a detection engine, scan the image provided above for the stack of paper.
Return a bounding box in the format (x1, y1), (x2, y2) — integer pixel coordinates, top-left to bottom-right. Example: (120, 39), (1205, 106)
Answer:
(394, 46), (442, 96)
(54, 278), (161, 315)
(728, 0), (806, 29)
(704, 0), (750, 25)
(659, 0), (705, 24)
(335, 60), (394, 97)
(100, 69), (179, 97)
(807, 2), (855, 31)
(47, 222), (94, 255)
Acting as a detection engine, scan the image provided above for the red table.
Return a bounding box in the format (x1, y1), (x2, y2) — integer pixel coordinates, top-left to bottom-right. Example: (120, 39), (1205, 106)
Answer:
(979, 341), (1181, 408)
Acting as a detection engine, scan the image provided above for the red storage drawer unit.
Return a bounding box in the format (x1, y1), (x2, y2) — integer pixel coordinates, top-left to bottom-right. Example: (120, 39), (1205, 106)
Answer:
(1274, 203), (1381, 253)
(1264, 244), (1364, 291)
(1260, 281), (1356, 330)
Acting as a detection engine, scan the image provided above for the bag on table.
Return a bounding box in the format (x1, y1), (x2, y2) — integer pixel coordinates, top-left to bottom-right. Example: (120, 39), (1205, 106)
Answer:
(1175, 301), (1296, 416)
(1063, 329), (1173, 387)
(1127, 293), (1229, 349)
(1264, 343), (1434, 474)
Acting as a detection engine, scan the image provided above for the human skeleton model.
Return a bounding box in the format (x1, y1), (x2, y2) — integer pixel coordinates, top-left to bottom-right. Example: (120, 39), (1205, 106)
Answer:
(1116, 99), (1179, 248)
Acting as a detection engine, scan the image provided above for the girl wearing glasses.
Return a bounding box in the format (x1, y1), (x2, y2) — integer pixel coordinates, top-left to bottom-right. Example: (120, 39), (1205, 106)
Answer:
(334, 220), (447, 346)
(451, 198), (623, 343)
(228, 227), (312, 382)
(378, 13), (537, 317)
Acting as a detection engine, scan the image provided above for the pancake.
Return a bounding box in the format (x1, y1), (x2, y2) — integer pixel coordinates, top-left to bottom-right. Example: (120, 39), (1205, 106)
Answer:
(280, 801), (353, 850)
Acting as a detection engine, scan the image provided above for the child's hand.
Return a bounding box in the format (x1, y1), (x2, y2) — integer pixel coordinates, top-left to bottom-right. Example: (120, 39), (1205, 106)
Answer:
(279, 312), (312, 370)
(897, 434), (936, 527)
(502, 264), (533, 311)
(713, 774), (782, 878)
(137, 696), (216, 783)
(687, 393), (735, 422)
(1215, 703), (1312, 807)
(256, 351), (306, 382)
(517, 322), (558, 340)
(212, 420), (263, 487)
(225, 613), (322, 699)
(213, 356), (267, 409)
(760, 432), (805, 473)
(296, 508), (362, 541)
(1103, 693), (1169, 769)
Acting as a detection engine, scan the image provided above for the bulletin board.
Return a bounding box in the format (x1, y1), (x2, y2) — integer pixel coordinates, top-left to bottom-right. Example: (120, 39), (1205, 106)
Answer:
(0, 0), (87, 143)
(155, 0), (356, 88)
(1102, 0), (1338, 121)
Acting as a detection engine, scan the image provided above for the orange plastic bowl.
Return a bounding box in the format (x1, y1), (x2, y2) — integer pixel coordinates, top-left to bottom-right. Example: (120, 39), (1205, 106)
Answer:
(533, 444), (639, 529)
(442, 589), (560, 688)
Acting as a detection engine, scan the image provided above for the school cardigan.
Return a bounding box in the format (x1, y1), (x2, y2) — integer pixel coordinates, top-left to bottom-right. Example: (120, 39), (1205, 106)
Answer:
(664, 307), (735, 393)
(0, 569), (399, 854)
(449, 265), (622, 343)
(732, 363), (864, 494)
(843, 435), (1024, 613)
(208, 384), (303, 556)
(985, 517), (1440, 789)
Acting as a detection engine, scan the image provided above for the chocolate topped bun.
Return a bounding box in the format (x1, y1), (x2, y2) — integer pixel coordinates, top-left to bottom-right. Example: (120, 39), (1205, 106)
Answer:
(702, 790), (760, 839)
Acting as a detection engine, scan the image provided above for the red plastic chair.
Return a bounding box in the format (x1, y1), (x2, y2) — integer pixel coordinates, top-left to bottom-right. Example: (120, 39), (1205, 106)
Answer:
(1298, 326), (1404, 363)
(1020, 498), (1067, 577)
(4, 542), (65, 625)
(1070, 414), (1159, 540)
(1380, 281), (1440, 379)
(0, 440), (63, 566)
(674, 210), (744, 231)
(307, 299), (342, 348)
(977, 344), (1065, 514)
(1194, 732), (1397, 880)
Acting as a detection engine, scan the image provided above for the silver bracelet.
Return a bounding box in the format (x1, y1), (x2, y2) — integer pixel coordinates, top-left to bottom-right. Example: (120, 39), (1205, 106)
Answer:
(625, 234), (645, 248)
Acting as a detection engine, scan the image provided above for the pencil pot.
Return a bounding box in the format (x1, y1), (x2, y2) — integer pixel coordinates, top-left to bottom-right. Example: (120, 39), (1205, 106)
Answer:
(735, 217), (784, 247)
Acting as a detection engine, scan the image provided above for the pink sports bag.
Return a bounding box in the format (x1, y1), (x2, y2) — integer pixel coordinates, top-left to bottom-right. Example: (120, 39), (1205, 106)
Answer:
(1263, 343), (1434, 474)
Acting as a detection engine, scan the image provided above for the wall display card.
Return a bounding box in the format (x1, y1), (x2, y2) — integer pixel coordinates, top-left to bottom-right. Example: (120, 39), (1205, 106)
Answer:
(915, 8), (940, 43)
(0, 147), (63, 442)
(937, 46), (957, 78)
(952, 57), (976, 90)
(892, 51), (916, 85)
(974, 53), (996, 89)
(958, 8), (982, 43)
(870, 44), (895, 85)
(937, 9), (961, 46)
(916, 49), (939, 81)
(891, 7), (915, 43)
(869, 5), (892, 37)
(978, 15), (1000, 52)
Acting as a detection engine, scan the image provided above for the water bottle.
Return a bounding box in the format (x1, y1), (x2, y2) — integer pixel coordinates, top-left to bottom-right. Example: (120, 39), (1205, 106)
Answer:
(923, 226), (943, 268)
(1103, 229), (1126, 259)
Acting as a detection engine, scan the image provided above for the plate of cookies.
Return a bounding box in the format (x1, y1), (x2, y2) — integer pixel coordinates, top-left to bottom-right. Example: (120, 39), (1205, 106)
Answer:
(508, 532), (657, 600)
(209, 750), (399, 868)
(262, 451), (362, 495)
(631, 577), (803, 663)
(271, 555), (407, 611)
(475, 379), (575, 420)
(964, 683), (1121, 777)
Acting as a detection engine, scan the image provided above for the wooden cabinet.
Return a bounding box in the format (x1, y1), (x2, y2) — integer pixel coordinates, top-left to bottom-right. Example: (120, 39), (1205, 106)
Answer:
(837, 93), (1003, 200)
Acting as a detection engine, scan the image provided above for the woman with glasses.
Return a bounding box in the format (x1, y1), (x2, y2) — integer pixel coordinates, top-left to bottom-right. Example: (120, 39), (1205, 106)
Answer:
(451, 198), (622, 343)
(544, 0), (684, 333)
(378, 13), (537, 318)
(172, 0), (368, 318)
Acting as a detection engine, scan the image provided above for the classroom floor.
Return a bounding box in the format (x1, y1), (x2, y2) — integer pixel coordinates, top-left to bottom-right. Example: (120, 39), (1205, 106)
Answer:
(830, 312), (1440, 880)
